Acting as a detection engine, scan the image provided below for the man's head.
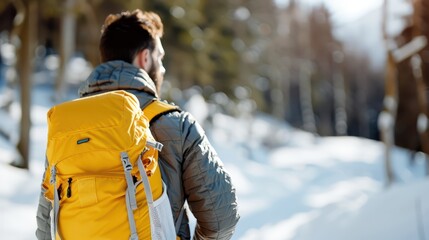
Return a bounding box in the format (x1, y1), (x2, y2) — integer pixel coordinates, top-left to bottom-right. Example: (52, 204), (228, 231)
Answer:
(100, 10), (165, 94)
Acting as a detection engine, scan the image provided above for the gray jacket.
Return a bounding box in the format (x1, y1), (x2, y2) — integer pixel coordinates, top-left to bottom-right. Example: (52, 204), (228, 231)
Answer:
(36, 61), (239, 240)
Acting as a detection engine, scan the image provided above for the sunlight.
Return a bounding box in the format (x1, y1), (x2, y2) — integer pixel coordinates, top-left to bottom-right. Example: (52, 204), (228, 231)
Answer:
(239, 212), (319, 240)
(305, 177), (379, 208)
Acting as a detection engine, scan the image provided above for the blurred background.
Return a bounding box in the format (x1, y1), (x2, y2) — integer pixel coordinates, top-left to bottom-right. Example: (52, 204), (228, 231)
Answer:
(0, 0), (429, 239)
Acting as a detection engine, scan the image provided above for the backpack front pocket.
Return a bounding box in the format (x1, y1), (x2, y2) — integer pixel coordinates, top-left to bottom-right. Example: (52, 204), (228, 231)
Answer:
(77, 178), (98, 207)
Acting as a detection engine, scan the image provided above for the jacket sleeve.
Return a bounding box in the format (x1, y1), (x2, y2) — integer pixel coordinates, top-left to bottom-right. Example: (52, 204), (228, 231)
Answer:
(36, 160), (52, 240)
(180, 113), (240, 240)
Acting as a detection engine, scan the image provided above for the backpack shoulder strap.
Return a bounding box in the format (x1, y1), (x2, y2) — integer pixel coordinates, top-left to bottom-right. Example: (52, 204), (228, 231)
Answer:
(143, 99), (184, 235)
(143, 100), (180, 123)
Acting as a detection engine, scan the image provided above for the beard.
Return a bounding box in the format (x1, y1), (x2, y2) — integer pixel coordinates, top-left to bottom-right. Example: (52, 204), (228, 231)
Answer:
(148, 61), (164, 95)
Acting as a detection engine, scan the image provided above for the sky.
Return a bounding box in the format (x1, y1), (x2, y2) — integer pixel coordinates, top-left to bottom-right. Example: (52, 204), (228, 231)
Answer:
(274, 0), (415, 70)
(313, 0), (384, 24)
(273, 0), (391, 70)
(275, 0), (384, 24)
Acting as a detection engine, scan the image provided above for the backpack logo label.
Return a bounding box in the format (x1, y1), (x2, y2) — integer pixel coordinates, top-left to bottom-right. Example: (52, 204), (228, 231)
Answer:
(77, 138), (90, 145)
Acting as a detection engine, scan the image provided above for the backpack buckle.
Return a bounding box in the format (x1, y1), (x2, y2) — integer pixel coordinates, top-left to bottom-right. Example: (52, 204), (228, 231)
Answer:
(120, 152), (133, 172)
(146, 140), (163, 151)
(50, 166), (57, 184)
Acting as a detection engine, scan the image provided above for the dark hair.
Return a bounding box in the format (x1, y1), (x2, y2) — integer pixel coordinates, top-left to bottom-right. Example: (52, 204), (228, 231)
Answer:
(99, 10), (163, 63)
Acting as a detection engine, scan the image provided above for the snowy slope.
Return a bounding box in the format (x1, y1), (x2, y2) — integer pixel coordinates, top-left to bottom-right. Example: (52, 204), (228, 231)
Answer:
(296, 177), (429, 240)
(208, 115), (429, 240)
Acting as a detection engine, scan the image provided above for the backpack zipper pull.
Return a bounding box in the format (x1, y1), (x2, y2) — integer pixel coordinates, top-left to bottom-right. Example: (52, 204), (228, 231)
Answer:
(67, 178), (72, 198)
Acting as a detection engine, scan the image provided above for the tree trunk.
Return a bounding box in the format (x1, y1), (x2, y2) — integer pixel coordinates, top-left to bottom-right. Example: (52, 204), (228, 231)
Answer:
(54, 0), (76, 102)
(14, 0), (37, 169)
(379, 52), (397, 187)
(411, 54), (429, 174)
(379, 0), (397, 187)
(333, 70), (347, 135)
(78, 0), (99, 67)
(299, 62), (317, 134)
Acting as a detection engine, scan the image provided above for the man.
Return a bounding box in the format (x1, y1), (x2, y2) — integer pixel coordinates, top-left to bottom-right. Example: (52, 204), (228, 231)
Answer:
(36, 10), (239, 240)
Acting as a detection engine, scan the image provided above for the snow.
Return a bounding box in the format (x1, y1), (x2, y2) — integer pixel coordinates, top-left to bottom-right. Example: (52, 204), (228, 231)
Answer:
(1, 80), (429, 240)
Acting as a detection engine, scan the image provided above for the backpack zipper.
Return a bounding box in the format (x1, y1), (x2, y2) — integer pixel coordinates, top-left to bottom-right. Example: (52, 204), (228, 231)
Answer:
(67, 178), (72, 198)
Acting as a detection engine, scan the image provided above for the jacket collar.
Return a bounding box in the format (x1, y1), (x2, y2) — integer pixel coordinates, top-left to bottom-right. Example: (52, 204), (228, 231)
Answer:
(78, 60), (158, 107)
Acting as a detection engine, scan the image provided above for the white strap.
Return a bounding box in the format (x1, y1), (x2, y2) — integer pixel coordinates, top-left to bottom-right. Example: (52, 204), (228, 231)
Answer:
(137, 158), (154, 204)
(50, 166), (61, 240)
(146, 140), (163, 151)
(137, 159), (156, 238)
(125, 190), (139, 240)
(121, 152), (137, 210)
(121, 152), (139, 240)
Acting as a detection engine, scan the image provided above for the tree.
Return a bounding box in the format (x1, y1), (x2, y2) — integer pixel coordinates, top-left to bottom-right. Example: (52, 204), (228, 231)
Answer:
(54, 0), (77, 102)
(271, 2), (343, 136)
(13, 0), (38, 169)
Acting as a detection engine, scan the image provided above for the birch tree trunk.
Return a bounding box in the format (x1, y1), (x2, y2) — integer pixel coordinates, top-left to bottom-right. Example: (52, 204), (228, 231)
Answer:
(379, 52), (397, 187)
(411, 54), (429, 174)
(379, 0), (396, 186)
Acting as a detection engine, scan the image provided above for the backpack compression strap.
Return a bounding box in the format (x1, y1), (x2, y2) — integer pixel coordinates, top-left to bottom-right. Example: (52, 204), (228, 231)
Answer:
(143, 100), (180, 123)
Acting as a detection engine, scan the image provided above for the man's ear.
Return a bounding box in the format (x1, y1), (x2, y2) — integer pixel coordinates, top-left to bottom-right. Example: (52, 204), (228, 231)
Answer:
(133, 49), (152, 71)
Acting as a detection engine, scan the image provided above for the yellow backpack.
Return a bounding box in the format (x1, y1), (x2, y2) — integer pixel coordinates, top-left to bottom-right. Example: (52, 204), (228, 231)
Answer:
(42, 90), (179, 240)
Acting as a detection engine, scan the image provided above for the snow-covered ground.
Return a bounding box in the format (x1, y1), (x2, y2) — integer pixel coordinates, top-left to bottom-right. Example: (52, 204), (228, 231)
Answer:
(0, 81), (428, 240)
(210, 113), (429, 240)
